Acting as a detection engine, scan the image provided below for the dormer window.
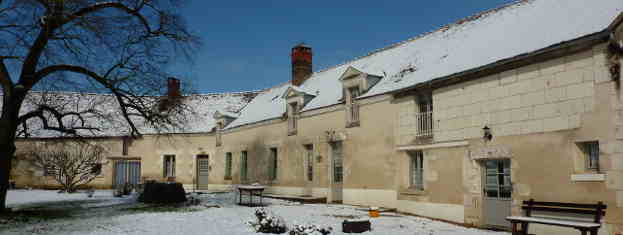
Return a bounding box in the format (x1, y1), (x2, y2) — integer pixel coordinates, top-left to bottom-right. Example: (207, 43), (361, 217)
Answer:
(339, 66), (383, 128)
(345, 86), (361, 127)
(288, 102), (298, 136)
(281, 85), (317, 136)
(213, 110), (239, 147)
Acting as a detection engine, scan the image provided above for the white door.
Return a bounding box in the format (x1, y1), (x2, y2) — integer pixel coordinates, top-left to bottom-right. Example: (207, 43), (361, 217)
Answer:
(196, 155), (210, 190)
(303, 144), (314, 196)
(330, 142), (343, 203)
(483, 159), (512, 228)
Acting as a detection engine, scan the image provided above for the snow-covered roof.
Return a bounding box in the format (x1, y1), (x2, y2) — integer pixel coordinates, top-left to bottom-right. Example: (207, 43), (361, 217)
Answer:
(14, 92), (256, 138)
(229, 0), (622, 128)
(227, 83), (290, 129)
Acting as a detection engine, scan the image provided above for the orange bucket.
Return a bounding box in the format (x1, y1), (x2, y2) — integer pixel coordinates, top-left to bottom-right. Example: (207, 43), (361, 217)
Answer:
(368, 207), (380, 217)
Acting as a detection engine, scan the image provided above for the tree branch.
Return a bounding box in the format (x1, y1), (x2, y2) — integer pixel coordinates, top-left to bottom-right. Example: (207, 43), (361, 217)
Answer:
(63, 2), (152, 34)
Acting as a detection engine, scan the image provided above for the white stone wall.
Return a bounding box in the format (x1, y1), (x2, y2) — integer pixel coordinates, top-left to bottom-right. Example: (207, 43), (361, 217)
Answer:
(431, 45), (608, 142)
(396, 97), (417, 145)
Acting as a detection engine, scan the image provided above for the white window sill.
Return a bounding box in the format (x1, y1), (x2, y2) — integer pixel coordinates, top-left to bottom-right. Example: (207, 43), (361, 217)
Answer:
(570, 173), (606, 182)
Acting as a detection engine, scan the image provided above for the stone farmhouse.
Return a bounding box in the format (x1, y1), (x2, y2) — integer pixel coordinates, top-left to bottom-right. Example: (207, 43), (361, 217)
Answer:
(9, 0), (623, 234)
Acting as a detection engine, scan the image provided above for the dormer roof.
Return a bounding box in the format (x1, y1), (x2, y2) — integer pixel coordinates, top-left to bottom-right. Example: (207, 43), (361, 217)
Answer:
(339, 66), (383, 81)
(281, 85), (317, 99)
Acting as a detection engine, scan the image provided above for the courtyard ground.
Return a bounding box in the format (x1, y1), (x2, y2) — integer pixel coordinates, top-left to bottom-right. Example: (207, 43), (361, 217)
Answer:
(0, 190), (510, 235)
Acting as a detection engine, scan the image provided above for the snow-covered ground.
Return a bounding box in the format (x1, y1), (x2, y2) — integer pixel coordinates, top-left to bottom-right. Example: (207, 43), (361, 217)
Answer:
(2, 190), (510, 235)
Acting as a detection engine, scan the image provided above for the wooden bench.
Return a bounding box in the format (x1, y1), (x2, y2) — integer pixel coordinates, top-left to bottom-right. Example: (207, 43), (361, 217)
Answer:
(506, 199), (607, 235)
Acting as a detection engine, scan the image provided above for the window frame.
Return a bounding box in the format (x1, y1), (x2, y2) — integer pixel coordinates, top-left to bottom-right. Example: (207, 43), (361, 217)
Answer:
(269, 148), (278, 181)
(415, 94), (434, 138)
(288, 102), (298, 135)
(163, 154), (176, 178)
(240, 151), (248, 181)
(580, 141), (600, 172)
(345, 86), (361, 127)
(224, 152), (232, 180)
(304, 144), (314, 182)
(409, 151), (424, 191)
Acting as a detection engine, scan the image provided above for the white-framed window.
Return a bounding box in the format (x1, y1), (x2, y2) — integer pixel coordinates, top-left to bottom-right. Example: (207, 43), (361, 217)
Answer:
(163, 155), (175, 177)
(409, 151), (424, 191)
(345, 86), (361, 127)
(579, 141), (600, 171)
(269, 148), (278, 181)
(416, 96), (433, 138)
(288, 102), (298, 135)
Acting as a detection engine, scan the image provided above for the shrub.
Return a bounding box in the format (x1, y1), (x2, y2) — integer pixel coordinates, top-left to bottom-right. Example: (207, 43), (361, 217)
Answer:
(138, 182), (186, 203)
(247, 208), (287, 234)
(289, 224), (332, 235)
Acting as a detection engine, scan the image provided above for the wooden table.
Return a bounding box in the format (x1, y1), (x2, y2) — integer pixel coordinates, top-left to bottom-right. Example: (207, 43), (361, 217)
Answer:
(237, 185), (266, 207)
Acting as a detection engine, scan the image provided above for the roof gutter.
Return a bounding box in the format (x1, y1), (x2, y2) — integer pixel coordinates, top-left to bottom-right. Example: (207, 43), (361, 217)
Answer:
(392, 29), (612, 97)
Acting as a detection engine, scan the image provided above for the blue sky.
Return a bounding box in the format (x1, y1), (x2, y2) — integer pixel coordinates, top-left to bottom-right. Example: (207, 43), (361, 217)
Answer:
(173, 0), (517, 94)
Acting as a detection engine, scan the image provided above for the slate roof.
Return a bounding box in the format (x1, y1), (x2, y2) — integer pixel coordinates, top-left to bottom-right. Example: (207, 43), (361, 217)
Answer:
(12, 91), (257, 138)
(228, 0), (623, 129)
(9, 0), (623, 136)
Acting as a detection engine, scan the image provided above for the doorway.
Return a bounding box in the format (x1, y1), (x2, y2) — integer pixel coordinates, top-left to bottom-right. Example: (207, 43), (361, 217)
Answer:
(330, 141), (343, 203)
(196, 155), (210, 190)
(482, 159), (512, 228)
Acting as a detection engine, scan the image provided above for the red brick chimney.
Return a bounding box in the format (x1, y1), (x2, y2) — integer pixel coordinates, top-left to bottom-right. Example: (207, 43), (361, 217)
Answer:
(291, 43), (313, 86)
(167, 77), (181, 98)
(159, 77), (181, 111)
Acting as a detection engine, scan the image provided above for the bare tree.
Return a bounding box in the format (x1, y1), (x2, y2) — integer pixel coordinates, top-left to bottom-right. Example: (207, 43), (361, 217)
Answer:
(26, 140), (104, 193)
(0, 0), (200, 210)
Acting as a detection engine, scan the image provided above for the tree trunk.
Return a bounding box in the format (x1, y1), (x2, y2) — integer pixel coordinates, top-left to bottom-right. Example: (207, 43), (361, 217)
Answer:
(0, 142), (14, 211)
(0, 95), (23, 212)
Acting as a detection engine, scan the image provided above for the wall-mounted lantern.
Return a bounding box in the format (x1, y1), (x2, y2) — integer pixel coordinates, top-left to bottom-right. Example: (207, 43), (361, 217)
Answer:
(316, 155), (322, 163)
(483, 125), (493, 142)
